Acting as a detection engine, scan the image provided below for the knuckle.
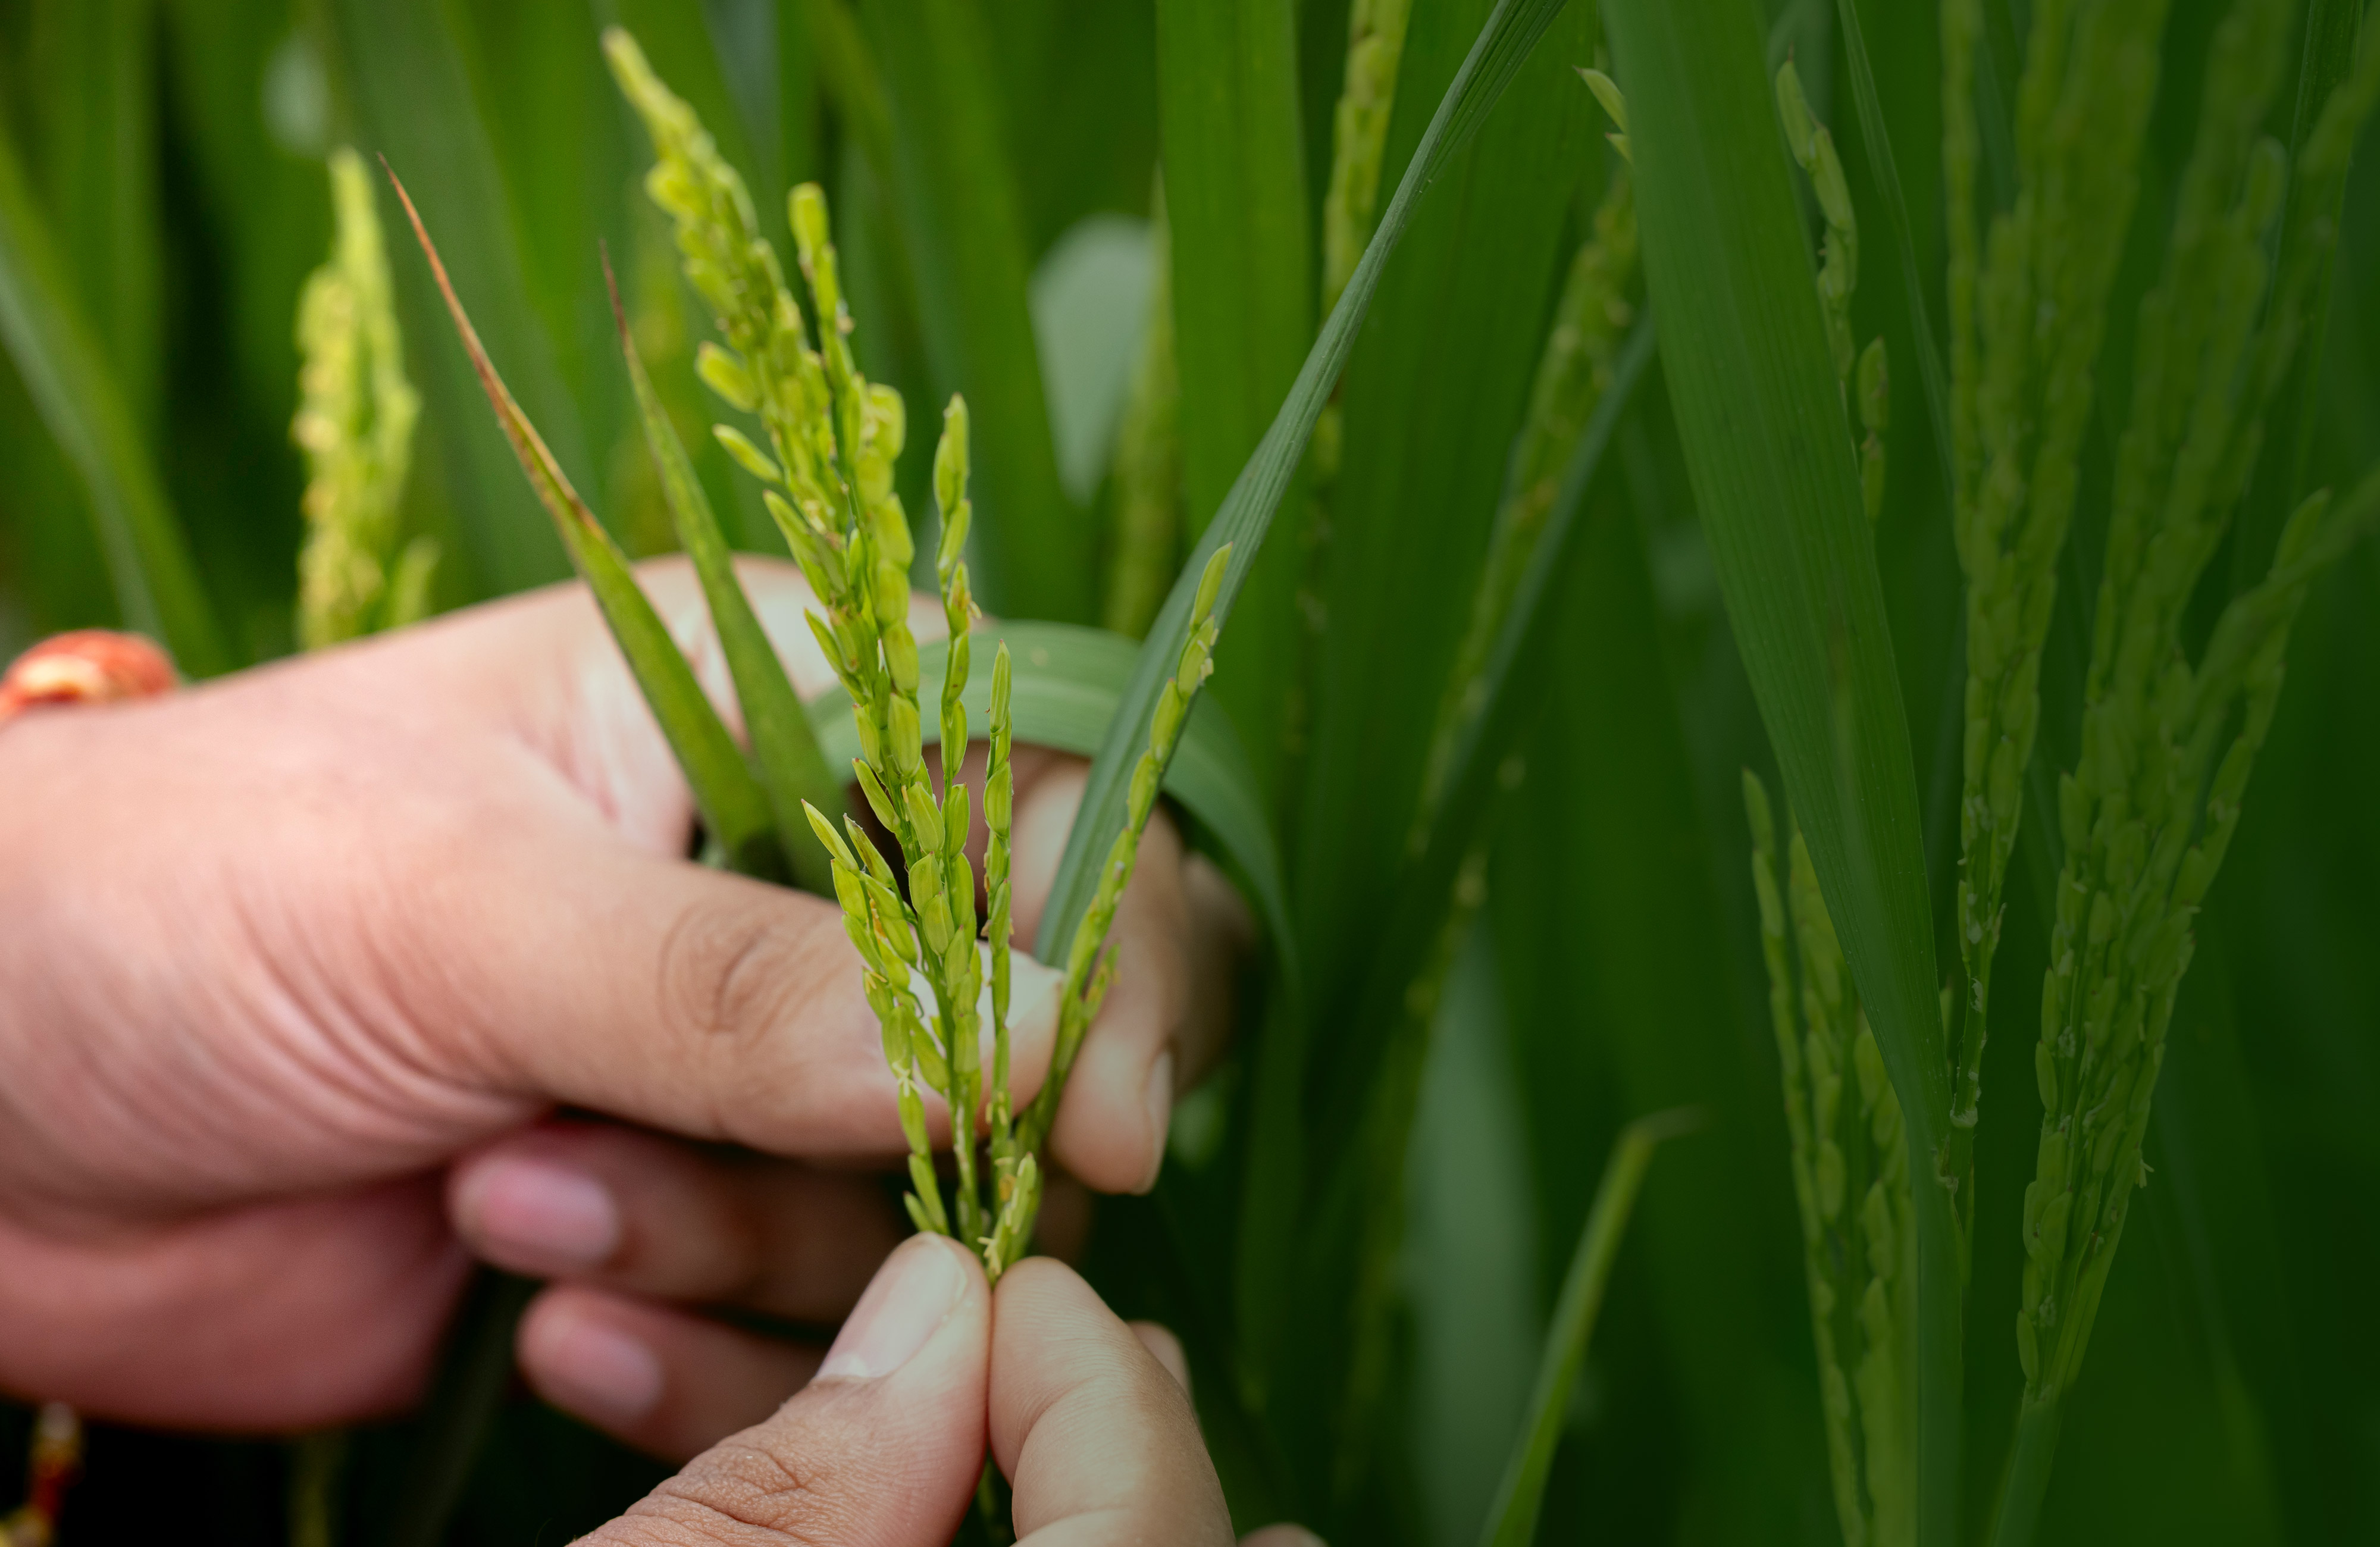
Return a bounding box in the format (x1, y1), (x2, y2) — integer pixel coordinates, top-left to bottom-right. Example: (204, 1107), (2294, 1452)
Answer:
(656, 891), (817, 1052)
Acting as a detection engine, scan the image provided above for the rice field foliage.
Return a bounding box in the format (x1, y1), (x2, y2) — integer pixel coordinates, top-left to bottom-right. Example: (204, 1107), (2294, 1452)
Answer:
(3, 1), (2380, 1544)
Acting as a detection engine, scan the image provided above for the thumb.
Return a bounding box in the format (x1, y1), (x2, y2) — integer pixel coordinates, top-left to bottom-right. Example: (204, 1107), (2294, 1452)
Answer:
(585, 1233), (989, 1546)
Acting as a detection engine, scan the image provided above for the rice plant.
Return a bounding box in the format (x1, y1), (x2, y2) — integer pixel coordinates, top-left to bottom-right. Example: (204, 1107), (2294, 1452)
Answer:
(1730, 64), (1912, 1545)
(602, 31), (1239, 1273)
(1606, 0), (2380, 1540)
(4, 0), (2379, 1543)
(291, 148), (433, 649)
(1971, 4), (2380, 1532)
(1747, 775), (1914, 1547)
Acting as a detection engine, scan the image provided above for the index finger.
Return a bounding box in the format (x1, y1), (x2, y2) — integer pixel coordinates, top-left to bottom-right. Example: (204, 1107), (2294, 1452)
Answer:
(989, 1258), (1234, 1546)
(409, 800), (1062, 1158)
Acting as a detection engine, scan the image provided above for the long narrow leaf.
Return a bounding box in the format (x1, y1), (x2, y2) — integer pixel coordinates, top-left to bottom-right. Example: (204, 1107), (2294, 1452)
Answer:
(1154, 0), (1314, 798)
(1154, 0), (1311, 538)
(807, 621), (1295, 981)
(804, 0), (895, 175)
(0, 114), (228, 676)
(157, 0), (339, 638)
(1477, 1109), (1698, 1547)
(35, 0), (165, 426)
(443, 2), (633, 489)
(1493, 491), (1822, 1535)
(1294, 0), (1599, 1023)
(1314, 314), (1654, 1157)
(326, 0), (586, 598)
(1268, 313), (1654, 1497)
(1600, 4), (1956, 1543)
(776, 0), (822, 190)
(387, 167), (779, 879)
(1037, 0), (1577, 964)
(606, 255), (837, 894)
(859, 0), (1091, 622)
(1254, 5), (1611, 1473)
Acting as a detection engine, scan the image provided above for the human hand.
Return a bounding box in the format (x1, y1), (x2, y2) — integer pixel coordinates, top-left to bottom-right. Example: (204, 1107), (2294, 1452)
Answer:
(583, 1233), (1316, 1547)
(0, 560), (1243, 1431)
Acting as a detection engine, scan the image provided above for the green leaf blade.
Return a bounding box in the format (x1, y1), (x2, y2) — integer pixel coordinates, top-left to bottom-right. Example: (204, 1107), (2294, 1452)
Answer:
(1601, 0), (1955, 1540)
(0, 112), (229, 677)
(1295, 0), (1600, 1042)
(1315, 314), (1655, 1161)
(325, 0), (588, 599)
(608, 256), (838, 895)
(1493, 494), (1828, 1537)
(860, 0), (1092, 623)
(1154, 0), (1314, 798)
(387, 167), (779, 879)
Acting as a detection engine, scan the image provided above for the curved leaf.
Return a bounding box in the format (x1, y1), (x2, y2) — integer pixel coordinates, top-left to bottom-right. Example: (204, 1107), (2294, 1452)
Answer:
(1477, 1109), (1697, 1547)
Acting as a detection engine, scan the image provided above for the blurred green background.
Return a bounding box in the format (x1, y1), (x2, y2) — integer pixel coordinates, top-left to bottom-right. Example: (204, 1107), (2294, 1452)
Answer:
(1, 1), (2375, 1543)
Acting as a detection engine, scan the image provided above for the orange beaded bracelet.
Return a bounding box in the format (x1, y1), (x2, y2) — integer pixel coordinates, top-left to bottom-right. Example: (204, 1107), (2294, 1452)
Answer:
(0, 631), (178, 725)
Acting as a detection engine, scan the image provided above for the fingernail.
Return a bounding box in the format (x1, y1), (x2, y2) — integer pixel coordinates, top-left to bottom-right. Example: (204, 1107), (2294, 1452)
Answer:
(535, 1317), (662, 1426)
(1243, 1529), (1327, 1547)
(1136, 1050), (1175, 1195)
(818, 1236), (967, 1380)
(460, 1157), (619, 1269)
